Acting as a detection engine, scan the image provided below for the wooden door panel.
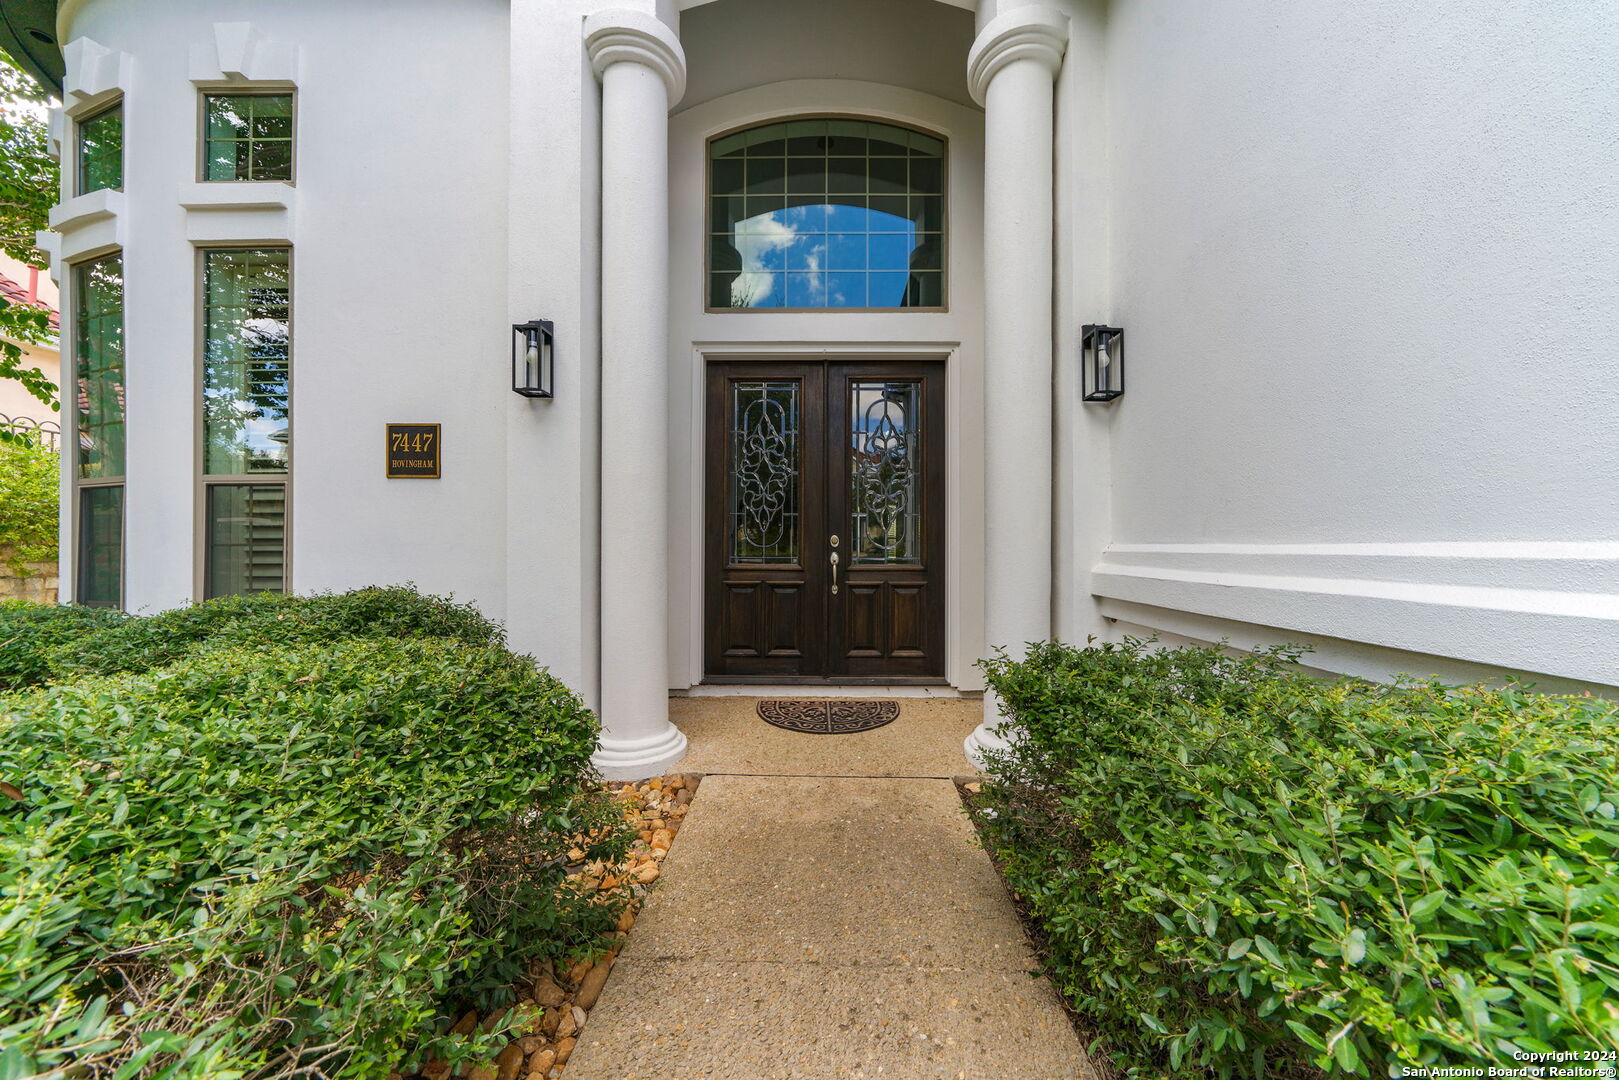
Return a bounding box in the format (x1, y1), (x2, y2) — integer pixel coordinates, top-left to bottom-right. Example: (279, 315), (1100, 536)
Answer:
(767, 584), (807, 657)
(719, 582), (763, 658)
(705, 364), (825, 679)
(705, 360), (944, 682)
(888, 584), (927, 658)
(842, 583), (885, 658)
(826, 363), (946, 678)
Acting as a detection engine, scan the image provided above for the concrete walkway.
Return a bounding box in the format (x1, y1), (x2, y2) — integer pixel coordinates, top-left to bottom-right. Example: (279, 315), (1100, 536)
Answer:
(566, 697), (1098, 1080)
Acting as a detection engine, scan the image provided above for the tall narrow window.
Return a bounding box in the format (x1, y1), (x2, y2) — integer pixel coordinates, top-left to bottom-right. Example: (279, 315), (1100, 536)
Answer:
(77, 101), (123, 195)
(708, 118), (946, 310)
(202, 93), (295, 181)
(201, 247), (289, 596)
(73, 254), (125, 606)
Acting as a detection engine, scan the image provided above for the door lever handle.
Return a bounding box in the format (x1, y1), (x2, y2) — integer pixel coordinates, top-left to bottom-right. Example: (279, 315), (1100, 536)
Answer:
(830, 551), (839, 595)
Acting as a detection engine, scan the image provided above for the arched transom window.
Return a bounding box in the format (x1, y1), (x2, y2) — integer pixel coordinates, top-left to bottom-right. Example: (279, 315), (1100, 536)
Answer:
(708, 118), (945, 310)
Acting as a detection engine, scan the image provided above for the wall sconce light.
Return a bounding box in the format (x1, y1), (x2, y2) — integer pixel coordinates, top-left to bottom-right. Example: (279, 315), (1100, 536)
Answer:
(1082, 324), (1123, 402)
(512, 320), (555, 398)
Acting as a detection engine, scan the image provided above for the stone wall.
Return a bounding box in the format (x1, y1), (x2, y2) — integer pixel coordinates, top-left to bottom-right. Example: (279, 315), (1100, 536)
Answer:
(0, 546), (58, 603)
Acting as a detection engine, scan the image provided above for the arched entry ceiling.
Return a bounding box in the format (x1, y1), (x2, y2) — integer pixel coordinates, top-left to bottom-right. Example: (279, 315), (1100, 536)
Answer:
(680, 0), (975, 8)
(678, 0), (979, 112)
(0, 0), (64, 93)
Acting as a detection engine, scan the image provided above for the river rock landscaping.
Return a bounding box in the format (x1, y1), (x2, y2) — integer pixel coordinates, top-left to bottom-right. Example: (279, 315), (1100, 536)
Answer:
(402, 774), (700, 1080)
(0, 589), (691, 1079)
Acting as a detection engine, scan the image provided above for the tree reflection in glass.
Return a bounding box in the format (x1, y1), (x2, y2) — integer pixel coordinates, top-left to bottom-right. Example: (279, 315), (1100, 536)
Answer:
(203, 249), (289, 475)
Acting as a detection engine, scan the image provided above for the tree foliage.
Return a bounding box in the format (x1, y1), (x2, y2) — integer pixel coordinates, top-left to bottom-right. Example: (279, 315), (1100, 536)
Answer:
(0, 46), (59, 413)
(0, 434), (58, 574)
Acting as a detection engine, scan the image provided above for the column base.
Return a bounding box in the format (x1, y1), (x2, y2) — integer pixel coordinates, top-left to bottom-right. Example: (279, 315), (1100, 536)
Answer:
(593, 722), (689, 781)
(963, 723), (1015, 772)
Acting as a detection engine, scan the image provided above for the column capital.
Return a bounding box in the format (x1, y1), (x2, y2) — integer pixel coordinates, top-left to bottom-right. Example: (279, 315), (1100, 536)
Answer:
(966, 6), (1069, 106)
(584, 9), (687, 107)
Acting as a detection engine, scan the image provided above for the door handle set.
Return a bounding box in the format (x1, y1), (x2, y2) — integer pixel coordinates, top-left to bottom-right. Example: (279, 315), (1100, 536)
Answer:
(830, 535), (840, 595)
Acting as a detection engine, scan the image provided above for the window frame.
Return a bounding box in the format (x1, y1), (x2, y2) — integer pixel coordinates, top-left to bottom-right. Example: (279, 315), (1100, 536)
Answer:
(703, 114), (949, 315)
(196, 87), (298, 184)
(194, 243), (293, 599)
(75, 99), (124, 197)
(69, 251), (127, 608)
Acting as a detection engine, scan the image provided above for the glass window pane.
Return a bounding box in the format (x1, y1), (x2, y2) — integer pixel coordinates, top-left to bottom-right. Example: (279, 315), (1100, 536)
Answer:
(250, 139), (293, 181)
(203, 248), (290, 475)
(77, 103), (122, 194)
(202, 94), (294, 181)
(711, 157), (744, 196)
(74, 255), (125, 480)
(206, 96), (249, 140)
(206, 483), (286, 597)
(709, 119), (946, 309)
(77, 486), (123, 606)
(849, 381), (921, 564)
(729, 381), (800, 563)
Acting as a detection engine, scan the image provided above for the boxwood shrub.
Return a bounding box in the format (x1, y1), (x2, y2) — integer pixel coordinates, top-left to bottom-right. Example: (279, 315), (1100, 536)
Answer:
(974, 639), (1619, 1079)
(4, 586), (500, 694)
(0, 599), (130, 692)
(0, 636), (627, 1078)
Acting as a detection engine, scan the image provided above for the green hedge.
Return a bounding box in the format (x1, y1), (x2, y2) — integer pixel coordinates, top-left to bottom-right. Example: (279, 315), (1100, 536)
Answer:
(1, 624), (625, 1077)
(974, 639), (1619, 1079)
(0, 599), (129, 691)
(0, 585), (502, 691)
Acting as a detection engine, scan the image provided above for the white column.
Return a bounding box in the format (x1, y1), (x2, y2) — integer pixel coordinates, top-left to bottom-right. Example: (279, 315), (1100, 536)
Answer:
(585, 11), (688, 780)
(964, 8), (1069, 769)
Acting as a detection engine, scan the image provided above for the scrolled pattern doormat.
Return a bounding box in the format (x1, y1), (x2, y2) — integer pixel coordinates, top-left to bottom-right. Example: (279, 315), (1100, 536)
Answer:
(757, 699), (900, 734)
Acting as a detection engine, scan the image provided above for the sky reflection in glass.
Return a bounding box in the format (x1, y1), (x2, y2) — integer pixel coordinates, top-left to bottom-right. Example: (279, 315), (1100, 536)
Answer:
(710, 119), (945, 309)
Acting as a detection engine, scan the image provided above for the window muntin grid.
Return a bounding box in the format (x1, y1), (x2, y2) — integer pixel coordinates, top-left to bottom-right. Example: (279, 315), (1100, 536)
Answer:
(72, 252), (125, 607)
(203, 93), (294, 181)
(73, 255), (125, 480)
(201, 247), (290, 598)
(709, 119), (945, 310)
(202, 249), (289, 475)
(206, 483), (286, 597)
(77, 486), (123, 606)
(76, 102), (122, 194)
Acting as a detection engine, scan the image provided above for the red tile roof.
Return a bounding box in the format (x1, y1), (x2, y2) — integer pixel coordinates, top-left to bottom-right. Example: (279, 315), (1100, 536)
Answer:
(0, 268), (59, 330)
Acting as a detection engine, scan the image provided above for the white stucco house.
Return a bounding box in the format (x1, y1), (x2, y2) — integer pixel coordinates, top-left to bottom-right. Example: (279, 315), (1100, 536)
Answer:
(7, 0), (1616, 777)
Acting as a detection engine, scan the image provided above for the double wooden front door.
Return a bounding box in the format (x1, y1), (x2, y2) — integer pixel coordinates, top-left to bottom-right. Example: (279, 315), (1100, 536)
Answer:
(705, 360), (946, 682)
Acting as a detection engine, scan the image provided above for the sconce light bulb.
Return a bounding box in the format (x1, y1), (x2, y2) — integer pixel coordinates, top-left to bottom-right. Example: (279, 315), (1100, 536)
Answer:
(1097, 339), (1111, 369)
(525, 343), (540, 367)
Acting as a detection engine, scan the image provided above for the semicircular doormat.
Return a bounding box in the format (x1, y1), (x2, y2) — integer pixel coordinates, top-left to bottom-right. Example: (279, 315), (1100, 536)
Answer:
(757, 699), (900, 734)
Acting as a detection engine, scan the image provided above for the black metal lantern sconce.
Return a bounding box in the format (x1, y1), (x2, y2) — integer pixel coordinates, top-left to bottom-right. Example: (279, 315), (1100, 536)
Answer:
(1081, 324), (1123, 402)
(512, 319), (555, 398)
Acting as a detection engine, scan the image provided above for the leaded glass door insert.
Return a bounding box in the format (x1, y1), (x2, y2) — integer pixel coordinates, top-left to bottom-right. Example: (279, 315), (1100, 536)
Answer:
(729, 381), (801, 563)
(849, 382), (921, 565)
(706, 360), (944, 682)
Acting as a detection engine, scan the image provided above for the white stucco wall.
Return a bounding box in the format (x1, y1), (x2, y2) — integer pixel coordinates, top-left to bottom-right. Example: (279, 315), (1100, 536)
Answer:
(46, 0), (1618, 706)
(1094, 0), (1619, 687)
(52, 0), (606, 697)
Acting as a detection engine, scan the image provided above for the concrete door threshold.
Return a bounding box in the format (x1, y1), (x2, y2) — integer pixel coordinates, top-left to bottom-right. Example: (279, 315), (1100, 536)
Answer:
(675, 684), (982, 699)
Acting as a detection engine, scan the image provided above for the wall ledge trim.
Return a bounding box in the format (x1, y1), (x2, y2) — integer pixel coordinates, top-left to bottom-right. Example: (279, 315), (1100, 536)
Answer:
(178, 181), (296, 212)
(1092, 542), (1619, 686)
(61, 36), (132, 116)
(47, 188), (124, 264)
(189, 22), (300, 85)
